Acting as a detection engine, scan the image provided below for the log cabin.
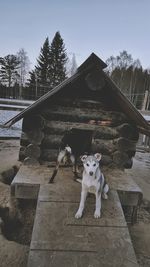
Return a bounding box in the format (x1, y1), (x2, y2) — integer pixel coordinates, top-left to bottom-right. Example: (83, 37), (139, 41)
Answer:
(5, 53), (150, 170)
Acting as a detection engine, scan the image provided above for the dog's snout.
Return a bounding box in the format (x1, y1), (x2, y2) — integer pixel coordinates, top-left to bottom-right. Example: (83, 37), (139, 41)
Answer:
(89, 171), (93, 176)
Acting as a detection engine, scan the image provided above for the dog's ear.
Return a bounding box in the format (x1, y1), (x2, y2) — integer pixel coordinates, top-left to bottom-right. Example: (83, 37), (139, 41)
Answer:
(80, 155), (88, 162)
(94, 153), (102, 161)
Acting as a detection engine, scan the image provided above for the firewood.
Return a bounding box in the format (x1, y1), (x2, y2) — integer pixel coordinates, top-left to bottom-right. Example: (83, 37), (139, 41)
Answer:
(25, 144), (41, 159)
(42, 107), (127, 125)
(44, 120), (97, 135)
(19, 146), (26, 161)
(40, 149), (58, 161)
(20, 130), (44, 146)
(94, 127), (119, 139)
(26, 130), (44, 145)
(22, 115), (45, 131)
(123, 158), (133, 169)
(52, 98), (105, 109)
(101, 155), (113, 166)
(20, 133), (30, 146)
(23, 157), (39, 165)
(116, 123), (139, 141)
(44, 120), (119, 139)
(91, 139), (116, 154)
(114, 137), (136, 152)
(112, 151), (129, 168)
(41, 135), (62, 149)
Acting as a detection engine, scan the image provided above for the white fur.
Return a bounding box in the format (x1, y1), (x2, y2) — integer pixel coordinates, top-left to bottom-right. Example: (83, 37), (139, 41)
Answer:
(75, 153), (109, 219)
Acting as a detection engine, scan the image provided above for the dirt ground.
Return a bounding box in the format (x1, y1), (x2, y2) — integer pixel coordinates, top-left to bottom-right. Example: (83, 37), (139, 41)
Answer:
(0, 139), (150, 267)
(0, 140), (29, 267)
(126, 152), (150, 267)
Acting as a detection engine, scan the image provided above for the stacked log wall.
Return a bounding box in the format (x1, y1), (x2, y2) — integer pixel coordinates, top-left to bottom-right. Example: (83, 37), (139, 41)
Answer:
(19, 98), (139, 169)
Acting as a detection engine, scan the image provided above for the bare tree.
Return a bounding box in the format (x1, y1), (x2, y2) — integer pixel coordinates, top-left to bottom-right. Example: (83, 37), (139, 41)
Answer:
(17, 48), (30, 98)
(70, 53), (77, 76)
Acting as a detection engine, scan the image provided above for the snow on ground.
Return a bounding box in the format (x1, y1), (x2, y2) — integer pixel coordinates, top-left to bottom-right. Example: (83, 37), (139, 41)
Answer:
(0, 110), (22, 137)
(126, 152), (150, 202)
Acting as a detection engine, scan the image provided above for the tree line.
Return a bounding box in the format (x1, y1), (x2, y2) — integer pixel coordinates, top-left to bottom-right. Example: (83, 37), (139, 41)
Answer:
(106, 51), (150, 109)
(0, 35), (150, 109)
(0, 31), (77, 100)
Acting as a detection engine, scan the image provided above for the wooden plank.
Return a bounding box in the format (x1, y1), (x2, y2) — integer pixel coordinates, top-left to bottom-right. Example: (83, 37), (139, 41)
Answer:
(52, 98), (106, 109)
(11, 166), (142, 207)
(39, 185), (126, 225)
(11, 165), (51, 185)
(105, 168), (143, 206)
(44, 120), (119, 139)
(15, 184), (40, 199)
(30, 224), (133, 252)
(28, 246), (138, 267)
(28, 186), (138, 267)
(42, 106), (127, 125)
(105, 168), (142, 193)
(11, 165), (52, 199)
(38, 189), (126, 227)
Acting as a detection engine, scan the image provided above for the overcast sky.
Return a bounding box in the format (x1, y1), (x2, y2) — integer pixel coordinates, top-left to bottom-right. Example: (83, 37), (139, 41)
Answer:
(0, 0), (150, 70)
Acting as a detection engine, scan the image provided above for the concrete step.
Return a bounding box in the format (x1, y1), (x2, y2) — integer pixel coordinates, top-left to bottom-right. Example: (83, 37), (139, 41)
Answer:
(27, 177), (139, 267)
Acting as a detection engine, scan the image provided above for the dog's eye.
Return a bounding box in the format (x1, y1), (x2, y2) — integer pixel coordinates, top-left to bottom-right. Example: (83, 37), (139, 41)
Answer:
(93, 163), (96, 167)
(86, 163), (89, 167)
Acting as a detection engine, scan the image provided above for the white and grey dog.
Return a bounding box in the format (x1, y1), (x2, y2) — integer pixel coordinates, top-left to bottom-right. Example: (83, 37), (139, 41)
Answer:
(75, 153), (109, 219)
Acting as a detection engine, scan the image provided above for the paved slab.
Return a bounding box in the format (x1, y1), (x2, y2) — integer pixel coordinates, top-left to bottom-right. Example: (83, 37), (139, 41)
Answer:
(28, 180), (138, 267)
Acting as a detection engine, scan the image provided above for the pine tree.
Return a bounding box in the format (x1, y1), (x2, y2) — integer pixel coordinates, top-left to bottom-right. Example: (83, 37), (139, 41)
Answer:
(26, 70), (37, 99)
(36, 37), (50, 87)
(0, 54), (20, 88)
(49, 31), (68, 87)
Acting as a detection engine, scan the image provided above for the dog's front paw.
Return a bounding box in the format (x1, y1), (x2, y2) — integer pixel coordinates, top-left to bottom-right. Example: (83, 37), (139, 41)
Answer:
(75, 210), (82, 219)
(94, 210), (101, 218)
(102, 193), (108, 200)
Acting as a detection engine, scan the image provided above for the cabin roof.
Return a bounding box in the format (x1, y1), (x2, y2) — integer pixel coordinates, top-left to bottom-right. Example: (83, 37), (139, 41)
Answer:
(4, 53), (150, 136)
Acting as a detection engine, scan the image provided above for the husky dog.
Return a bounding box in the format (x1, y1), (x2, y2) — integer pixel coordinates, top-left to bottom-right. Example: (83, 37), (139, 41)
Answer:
(75, 153), (109, 219)
(48, 145), (75, 183)
(48, 128), (93, 183)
